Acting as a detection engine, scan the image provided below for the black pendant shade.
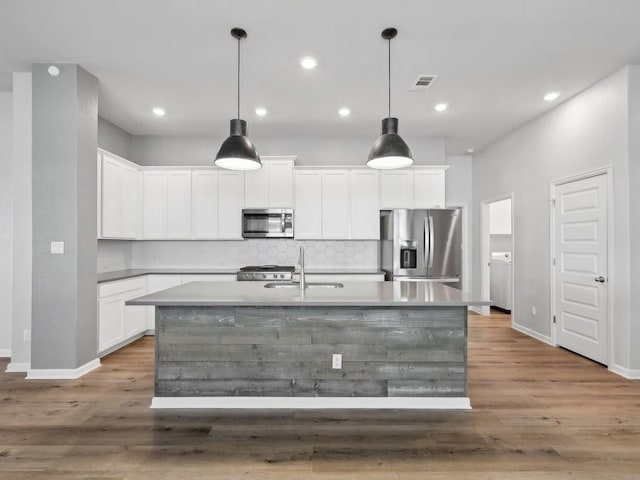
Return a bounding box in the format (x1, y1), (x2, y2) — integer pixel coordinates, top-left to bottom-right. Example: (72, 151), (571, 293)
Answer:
(367, 28), (414, 170)
(214, 27), (262, 171)
(215, 119), (261, 171)
(367, 117), (413, 169)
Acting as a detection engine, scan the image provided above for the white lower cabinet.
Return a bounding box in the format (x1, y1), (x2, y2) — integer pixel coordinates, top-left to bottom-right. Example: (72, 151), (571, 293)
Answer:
(304, 274), (385, 282)
(97, 277), (148, 355)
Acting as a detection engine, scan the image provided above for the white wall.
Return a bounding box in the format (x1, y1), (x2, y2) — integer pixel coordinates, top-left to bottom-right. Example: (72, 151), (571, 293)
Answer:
(8, 72), (32, 371)
(131, 134), (446, 167)
(0, 92), (12, 356)
(628, 66), (640, 371)
(472, 66), (633, 371)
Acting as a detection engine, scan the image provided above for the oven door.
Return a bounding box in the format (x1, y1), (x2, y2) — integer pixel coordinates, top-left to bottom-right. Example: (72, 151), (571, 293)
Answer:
(242, 209), (294, 238)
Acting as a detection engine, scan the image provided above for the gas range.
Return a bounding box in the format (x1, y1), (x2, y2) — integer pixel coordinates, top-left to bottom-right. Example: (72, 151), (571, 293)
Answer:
(236, 265), (296, 282)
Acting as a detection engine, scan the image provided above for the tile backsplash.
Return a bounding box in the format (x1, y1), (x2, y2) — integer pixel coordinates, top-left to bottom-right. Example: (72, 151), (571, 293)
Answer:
(128, 239), (378, 270)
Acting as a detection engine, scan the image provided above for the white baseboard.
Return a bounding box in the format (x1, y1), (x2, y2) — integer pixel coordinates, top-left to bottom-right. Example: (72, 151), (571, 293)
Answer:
(609, 364), (640, 380)
(151, 396), (472, 410)
(5, 361), (30, 373)
(0, 348), (11, 358)
(26, 358), (101, 380)
(512, 323), (554, 346)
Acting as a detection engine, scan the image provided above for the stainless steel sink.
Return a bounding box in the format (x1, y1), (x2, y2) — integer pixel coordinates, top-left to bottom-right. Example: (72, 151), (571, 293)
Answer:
(264, 282), (344, 289)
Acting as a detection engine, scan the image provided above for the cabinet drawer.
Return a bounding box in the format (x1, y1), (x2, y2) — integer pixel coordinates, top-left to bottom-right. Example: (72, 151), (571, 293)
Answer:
(98, 276), (147, 298)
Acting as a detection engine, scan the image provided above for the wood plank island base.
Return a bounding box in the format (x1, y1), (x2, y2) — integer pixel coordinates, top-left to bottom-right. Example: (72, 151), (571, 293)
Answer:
(127, 281), (491, 409)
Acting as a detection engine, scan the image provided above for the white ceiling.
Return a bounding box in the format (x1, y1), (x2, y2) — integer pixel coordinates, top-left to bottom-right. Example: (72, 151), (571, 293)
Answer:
(2, 0), (640, 154)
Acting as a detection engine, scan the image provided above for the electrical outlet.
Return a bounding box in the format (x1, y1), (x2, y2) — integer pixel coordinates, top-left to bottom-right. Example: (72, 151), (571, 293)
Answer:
(50, 241), (64, 254)
(332, 354), (342, 369)
(23, 329), (31, 342)
(530, 306), (536, 316)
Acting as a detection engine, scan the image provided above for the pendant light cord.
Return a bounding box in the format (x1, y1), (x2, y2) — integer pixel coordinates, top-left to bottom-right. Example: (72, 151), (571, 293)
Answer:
(388, 36), (391, 118)
(237, 35), (241, 119)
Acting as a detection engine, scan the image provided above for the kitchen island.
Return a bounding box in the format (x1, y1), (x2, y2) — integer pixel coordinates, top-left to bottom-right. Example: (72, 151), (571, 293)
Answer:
(127, 281), (490, 409)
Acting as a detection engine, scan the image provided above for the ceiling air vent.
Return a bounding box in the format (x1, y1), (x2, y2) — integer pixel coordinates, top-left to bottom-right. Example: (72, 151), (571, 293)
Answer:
(410, 74), (437, 91)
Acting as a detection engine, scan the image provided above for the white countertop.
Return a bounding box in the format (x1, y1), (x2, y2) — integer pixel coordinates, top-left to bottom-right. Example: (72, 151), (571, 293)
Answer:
(126, 280), (491, 307)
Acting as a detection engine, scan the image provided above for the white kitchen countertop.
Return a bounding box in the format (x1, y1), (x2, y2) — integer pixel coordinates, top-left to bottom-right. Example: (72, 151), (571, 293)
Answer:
(126, 280), (490, 307)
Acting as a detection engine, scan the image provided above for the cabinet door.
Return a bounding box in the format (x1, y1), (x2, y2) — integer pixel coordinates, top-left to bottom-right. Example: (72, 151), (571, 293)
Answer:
(123, 287), (147, 337)
(192, 170), (218, 239)
(380, 171), (414, 208)
(350, 170), (379, 239)
(268, 160), (294, 207)
(218, 171), (244, 239)
(143, 171), (168, 238)
(244, 165), (269, 208)
(166, 171), (192, 238)
(98, 295), (124, 352)
(120, 165), (139, 238)
(414, 169), (446, 208)
(101, 156), (121, 238)
(294, 170), (322, 239)
(321, 171), (350, 239)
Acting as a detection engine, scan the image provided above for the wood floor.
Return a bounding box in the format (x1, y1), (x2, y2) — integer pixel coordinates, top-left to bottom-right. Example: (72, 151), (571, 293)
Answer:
(1, 311), (639, 479)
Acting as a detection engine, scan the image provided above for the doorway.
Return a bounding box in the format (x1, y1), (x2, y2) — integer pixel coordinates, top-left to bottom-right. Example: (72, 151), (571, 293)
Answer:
(480, 195), (514, 321)
(551, 170), (611, 365)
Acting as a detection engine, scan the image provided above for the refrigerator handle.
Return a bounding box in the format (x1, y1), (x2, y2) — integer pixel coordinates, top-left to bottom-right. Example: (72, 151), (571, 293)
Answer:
(428, 216), (435, 269)
(424, 217), (431, 268)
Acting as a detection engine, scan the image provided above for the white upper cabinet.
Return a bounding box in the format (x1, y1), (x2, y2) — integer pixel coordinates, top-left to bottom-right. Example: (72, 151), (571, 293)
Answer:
(350, 170), (379, 239)
(379, 170), (414, 209)
(98, 151), (140, 239)
(142, 171), (168, 239)
(414, 168), (446, 208)
(217, 171), (245, 239)
(321, 170), (350, 239)
(294, 170), (322, 239)
(244, 156), (295, 208)
(166, 171), (192, 238)
(191, 170), (219, 239)
(380, 167), (448, 209)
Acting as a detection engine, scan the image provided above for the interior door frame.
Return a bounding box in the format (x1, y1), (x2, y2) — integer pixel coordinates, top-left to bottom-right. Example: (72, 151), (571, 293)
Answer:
(479, 193), (515, 324)
(549, 166), (614, 366)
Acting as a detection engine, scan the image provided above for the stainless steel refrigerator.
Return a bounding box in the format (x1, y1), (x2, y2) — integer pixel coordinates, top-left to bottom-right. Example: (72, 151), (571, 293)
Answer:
(380, 208), (463, 288)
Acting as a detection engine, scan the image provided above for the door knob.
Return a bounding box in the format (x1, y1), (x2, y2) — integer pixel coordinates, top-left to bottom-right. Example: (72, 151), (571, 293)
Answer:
(595, 276), (605, 283)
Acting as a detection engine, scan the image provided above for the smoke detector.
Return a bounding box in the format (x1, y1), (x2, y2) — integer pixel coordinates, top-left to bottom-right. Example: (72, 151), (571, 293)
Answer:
(410, 74), (437, 91)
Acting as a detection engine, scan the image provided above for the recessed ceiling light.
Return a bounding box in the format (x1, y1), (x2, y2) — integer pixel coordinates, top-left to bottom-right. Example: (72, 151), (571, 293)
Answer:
(338, 107), (351, 117)
(47, 65), (60, 77)
(152, 107), (166, 117)
(466, 148), (475, 154)
(300, 56), (318, 70)
(544, 92), (560, 101)
(255, 107), (267, 116)
(434, 103), (448, 112)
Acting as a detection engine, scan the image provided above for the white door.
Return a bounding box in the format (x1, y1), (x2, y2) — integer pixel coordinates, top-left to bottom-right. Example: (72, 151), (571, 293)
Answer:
(268, 160), (294, 207)
(166, 171), (192, 238)
(120, 165), (139, 238)
(380, 171), (413, 208)
(244, 164), (269, 208)
(143, 171), (168, 238)
(321, 171), (350, 238)
(414, 169), (445, 208)
(218, 171), (244, 239)
(192, 170), (218, 239)
(554, 174), (608, 364)
(100, 156), (121, 238)
(350, 170), (379, 239)
(294, 170), (322, 239)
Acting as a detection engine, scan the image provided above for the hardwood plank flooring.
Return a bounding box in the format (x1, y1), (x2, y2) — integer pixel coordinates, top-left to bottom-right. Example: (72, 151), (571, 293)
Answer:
(1, 311), (639, 479)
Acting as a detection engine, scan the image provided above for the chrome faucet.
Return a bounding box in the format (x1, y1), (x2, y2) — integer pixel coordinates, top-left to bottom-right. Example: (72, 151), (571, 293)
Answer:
(298, 245), (306, 291)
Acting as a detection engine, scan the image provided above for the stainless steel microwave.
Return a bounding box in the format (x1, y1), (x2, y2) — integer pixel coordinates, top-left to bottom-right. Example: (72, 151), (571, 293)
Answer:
(242, 209), (294, 238)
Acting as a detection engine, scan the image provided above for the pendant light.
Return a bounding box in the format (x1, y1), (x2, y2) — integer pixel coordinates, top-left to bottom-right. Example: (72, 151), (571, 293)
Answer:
(215, 28), (262, 171)
(367, 28), (414, 169)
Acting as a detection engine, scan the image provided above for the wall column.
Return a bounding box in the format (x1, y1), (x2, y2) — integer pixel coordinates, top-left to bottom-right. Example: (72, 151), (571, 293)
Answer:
(29, 64), (99, 377)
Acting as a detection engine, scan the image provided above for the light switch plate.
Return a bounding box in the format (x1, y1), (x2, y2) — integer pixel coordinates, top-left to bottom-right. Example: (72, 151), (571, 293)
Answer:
(332, 354), (342, 369)
(50, 241), (64, 254)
